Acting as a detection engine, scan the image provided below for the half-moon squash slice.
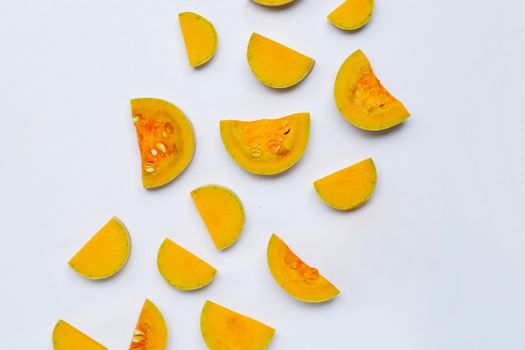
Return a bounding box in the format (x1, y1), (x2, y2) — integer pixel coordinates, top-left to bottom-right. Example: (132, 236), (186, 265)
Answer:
(179, 12), (218, 68)
(328, 0), (374, 31)
(52, 320), (107, 350)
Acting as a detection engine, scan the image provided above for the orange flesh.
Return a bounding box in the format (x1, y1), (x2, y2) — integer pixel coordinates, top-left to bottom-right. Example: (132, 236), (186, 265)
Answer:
(129, 299), (168, 350)
(328, 0), (374, 30)
(135, 119), (176, 173)
(52, 320), (107, 350)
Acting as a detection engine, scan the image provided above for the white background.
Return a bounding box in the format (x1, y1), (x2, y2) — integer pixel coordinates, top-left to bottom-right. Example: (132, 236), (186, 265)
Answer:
(1, 0), (524, 349)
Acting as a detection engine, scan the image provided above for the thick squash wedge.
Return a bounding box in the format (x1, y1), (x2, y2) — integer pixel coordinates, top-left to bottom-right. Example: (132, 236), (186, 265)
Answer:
(201, 300), (275, 350)
(314, 158), (376, 210)
(328, 0), (374, 30)
(129, 299), (168, 350)
(157, 238), (217, 290)
(191, 185), (245, 250)
(68, 217), (131, 280)
(247, 33), (314, 88)
(53, 320), (107, 350)
(179, 12), (218, 68)
(334, 50), (410, 131)
(220, 113), (310, 175)
(267, 234), (340, 303)
(131, 98), (195, 188)
(251, 0), (295, 6)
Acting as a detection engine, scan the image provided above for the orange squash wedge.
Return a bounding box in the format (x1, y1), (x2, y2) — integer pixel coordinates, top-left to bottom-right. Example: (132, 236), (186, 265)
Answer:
(328, 0), (374, 30)
(191, 185), (245, 250)
(179, 12), (218, 68)
(131, 98), (195, 188)
(220, 113), (310, 175)
(68, 217), (131, 280)
(314, 158), (377, 210)
(52, 320), (107, 350)
(157, 238), (217, 290)
(267, 234), (340, 303)
(247, 33), (314, 88)
(251, 0), (295, 6)
(334, 50), (410, 131)
(128, 299), (168, 350)
(200, 300), (275, 350)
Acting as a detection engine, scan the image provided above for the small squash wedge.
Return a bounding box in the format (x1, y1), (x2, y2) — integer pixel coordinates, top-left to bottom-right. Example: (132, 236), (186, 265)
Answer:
(314, 158), (376, 210)
(328, 0), (374, 30)
(157, 238), (217, 290)
(131, 98), (195, 188)
(220, 113), (310, 175)
(128, 299), (168, 350)
(267, 234), (340, 303)
(53, 320), (107, 350)
(200, 300), (275, 350)
(68, 217), (131, 280)
(334, 50), (410, 131)
(179, 12), (218, 68)
(251, 0), (295, 6)
(191, 185), (245, 250)
(247, 33), (314, 88)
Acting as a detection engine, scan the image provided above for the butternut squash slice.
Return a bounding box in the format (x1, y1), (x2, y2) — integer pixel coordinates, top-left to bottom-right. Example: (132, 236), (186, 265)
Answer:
(157, 238), (217, 290)
(251, 0), (295, 6)
(267, 234), (340, 303)
(247, 33), (314, 88)
(68, 217), (131, 280)
(53, 320), (107, 350)
(179, 12), (218, 68)
(334, 50), (410, 131)
(131, 98), (195, 188)
(314, 158), (376, 210)
(328, 0), (374, 30)
(191, 185), (245, 250)
(128, 299), (168, 350)
(200, 300), (275, 350)
(220, 113), (310, 175)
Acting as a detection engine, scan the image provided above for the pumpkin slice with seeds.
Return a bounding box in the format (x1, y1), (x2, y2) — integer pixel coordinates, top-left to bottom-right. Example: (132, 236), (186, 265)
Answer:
(191, 185), (245, 250)
(314, 158), (377, 210)
(52, 320), (107, 350)
(131, 98), (195, 188)
(220, 113), (310, 175)
(157, 238), (217, 290)
(328, 0), (374, 31)
(334, 50), (410, 131)
(267, 234), (340, 303)
(179, 12), (218, 68)
(129, 299), (168, 350)
(247, 33), (314, 88)
(201, 300), (275, 350)
(68, 217), (131, 279)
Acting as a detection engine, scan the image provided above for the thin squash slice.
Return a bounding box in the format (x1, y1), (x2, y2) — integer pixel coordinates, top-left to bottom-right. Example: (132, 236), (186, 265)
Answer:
(131, 98), (195, 188)
(191, 185), (245, 250)
(251, 0), (295, 6)
(68, 217), (131, 280)
(220, 113), (310, 175)
(267, 234), (340, 303)
(328, 0), (374, 30)
(201, 300), (275, 350)
(52, 320), (107, 350)
(179, 12), (218, 68)
(314, 158), (377, 210)
(128, 299), (168, 350)
(247, 33), (314, 88)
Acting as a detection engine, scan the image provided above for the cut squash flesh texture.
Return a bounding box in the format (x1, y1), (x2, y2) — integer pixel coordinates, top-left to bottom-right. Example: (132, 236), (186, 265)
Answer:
(68, 217), (131, 279)
(247, 33), (314, 88)
(334, 50), (409, 131)
(220, 113), (310, 175)
(157, 238), (217, 290)
(179, 12), (218, 68)
(251, 0), (295, 6)
(131, 98), (195, 188)
(53, 320), (107, 350)
(328, 0), (374, 30)
(267, 234), (340, 303)
(201, 300), (275, 350)
(191, 185), (245, 250)
(314, 158), (376, 210)
(129, 299), (168, 350)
